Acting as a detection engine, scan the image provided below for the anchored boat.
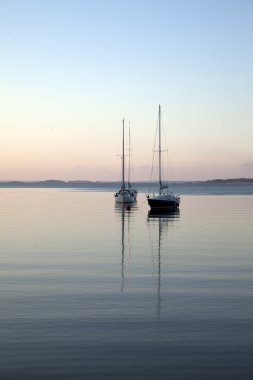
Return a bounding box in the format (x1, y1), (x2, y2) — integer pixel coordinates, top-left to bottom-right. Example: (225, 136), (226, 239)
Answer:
(115, 119), (136, 203)
(147, 105), (180, 211)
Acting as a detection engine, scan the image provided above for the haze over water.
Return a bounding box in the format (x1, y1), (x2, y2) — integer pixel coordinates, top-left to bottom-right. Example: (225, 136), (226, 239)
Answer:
(1, 186), (253, 379)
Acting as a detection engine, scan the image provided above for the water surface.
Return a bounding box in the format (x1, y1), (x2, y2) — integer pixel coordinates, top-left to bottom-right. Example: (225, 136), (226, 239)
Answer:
(0, 189), (253, 379)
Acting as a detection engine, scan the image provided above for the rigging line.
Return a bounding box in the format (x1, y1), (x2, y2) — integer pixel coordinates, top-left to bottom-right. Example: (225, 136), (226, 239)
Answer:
(164, 127), (177, 192)
(128, 121), (136, 185)
(162, 111), (169, 153)
(161, 111), (176, 191)
(115, 153), (121, 183)
(166, 148), (176, 192)
(161, 111), (169, 186)
(128, 121), (131, 186)
(149, 113), (159, 194)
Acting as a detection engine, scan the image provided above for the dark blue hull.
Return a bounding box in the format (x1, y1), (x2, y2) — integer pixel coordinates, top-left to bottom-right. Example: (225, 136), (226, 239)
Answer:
(147, 198), (180, 210)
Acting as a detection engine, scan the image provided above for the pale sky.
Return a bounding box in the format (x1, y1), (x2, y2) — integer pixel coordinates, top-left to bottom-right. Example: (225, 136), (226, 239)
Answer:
(0, 0), (252, 181)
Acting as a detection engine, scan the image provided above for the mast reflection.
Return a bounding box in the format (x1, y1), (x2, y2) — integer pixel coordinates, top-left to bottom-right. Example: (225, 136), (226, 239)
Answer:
(115, 203), (134, 293)
(147, 209), (180, 318)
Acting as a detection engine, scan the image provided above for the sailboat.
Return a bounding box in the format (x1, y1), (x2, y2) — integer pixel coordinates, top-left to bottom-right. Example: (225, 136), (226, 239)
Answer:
(115, 119), (135, 203)
(147, 105), (180, 210)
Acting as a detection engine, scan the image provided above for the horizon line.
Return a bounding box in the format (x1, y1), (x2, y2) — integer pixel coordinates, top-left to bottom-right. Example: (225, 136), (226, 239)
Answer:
(0, 177), (252, 184)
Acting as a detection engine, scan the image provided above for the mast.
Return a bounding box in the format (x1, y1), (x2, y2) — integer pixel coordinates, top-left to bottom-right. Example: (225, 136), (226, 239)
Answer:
(158, 104), (162, 195)
(128, 122), (131, 189)
(122, 118), (125, 189)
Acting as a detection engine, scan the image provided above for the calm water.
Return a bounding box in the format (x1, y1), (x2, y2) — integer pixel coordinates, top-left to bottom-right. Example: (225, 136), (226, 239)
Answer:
(0, 189), (253, 379)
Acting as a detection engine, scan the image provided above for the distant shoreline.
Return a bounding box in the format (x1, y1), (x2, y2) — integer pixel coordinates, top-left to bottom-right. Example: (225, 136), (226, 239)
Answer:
(0, 178), (252, 188)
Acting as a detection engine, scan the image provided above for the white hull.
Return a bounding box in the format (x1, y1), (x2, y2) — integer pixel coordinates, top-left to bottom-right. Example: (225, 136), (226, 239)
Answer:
(115, 189), (135, 203)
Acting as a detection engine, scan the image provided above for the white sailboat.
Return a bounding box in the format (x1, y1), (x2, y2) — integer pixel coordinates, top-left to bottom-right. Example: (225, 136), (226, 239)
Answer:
(115, 119), (135, 203)
(146, 105), (180, 211)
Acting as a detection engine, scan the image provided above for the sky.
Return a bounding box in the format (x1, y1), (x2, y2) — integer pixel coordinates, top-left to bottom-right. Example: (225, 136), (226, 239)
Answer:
(0, 0), (252, 181)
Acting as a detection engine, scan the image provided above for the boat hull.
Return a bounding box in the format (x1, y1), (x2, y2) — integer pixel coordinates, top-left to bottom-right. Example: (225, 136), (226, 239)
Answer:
(115, 190), (135, 203)
(147, 197), (180, 210)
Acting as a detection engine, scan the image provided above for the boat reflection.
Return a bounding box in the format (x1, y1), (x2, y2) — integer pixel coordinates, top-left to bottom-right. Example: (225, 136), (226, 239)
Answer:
(147, 208), (180, 318)
(148, 208), (180, 219)
(114, 203), (135, 293)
